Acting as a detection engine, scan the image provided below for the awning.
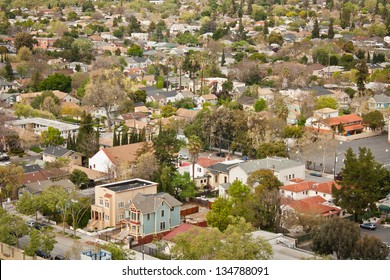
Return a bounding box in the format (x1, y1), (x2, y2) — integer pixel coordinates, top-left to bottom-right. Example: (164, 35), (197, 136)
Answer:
(343, 123), (364, 131)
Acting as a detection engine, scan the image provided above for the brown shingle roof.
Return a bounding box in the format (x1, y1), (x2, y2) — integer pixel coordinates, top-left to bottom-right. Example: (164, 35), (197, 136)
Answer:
(102, 142), (148, 165)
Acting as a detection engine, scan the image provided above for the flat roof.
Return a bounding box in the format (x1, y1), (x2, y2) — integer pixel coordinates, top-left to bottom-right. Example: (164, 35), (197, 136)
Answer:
(98, 178), (157, 193)
(8, 117), (79, 131)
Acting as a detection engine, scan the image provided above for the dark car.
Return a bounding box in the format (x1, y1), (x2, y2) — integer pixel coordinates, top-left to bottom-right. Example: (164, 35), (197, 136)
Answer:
(216, 152), (226, 157)
(34, 223), (47, 230)
(53, 254), (66, 260)
(360, 223), (377, 230)
(310, 172), (323, 177)
(36, 249), (51, 259)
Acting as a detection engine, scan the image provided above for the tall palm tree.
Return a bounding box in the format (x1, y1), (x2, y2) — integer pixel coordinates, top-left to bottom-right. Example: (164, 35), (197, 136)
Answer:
(188, 135), (203, 182)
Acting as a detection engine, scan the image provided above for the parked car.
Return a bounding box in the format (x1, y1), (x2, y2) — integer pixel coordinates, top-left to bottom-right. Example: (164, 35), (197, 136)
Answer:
(27, 221), (36, 227)
(53, 254), (66, 260)
(310, 172), (322, 177)
(216, 152), (226, 157)
(34, 223), (47, 230)
(178, 154), (189, 160)
(36, 249), (51, 259)
(0, 153), (10, 161)
(360, 223), (377, 230)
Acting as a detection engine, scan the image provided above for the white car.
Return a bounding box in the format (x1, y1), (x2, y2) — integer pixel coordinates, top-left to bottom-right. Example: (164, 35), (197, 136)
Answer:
(178, 154), (189, 160)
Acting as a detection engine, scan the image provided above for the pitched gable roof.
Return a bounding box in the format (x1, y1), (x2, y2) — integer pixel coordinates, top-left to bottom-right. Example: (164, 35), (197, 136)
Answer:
(323, 114), (362, 126)
(280, 180), (340, 194)
(43, 146), (72, 157)
(237, 157), (304, 175)
(132, 192), (182, 214)
(101, 142), (148, 165)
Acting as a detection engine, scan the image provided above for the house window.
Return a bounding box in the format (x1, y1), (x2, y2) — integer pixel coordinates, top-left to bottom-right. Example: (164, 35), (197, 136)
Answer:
(197, 167), (202, 172)
(118, 201), (125, 208)
(104, 201), (109, 208)
(93, 164), (96, 169)
(99, 199), (103, 205)
(147, 214), (150, 220)
(292, 174), (295, 178)
(289, 175), (291, 179)
(215, 176), (217, 183)
(160, 222), (166, 230)
(75, 156), (78, 159)
(131, 212), (137, 220)
(171, 207), (174, 211)
(117, 214), (124, 221)
(316, 191), (318, 195)
(224, 176), (227, 183)
(161, 210), (165, 217)
(323, 194), (326, 197)
(104, 215), (110, 221)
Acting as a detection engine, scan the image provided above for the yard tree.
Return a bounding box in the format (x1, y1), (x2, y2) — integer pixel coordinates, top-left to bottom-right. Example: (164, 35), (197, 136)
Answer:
(38, 73), (72, 93)
(362, 110), (385, 130)
(40, 228), (57, 257)
(84, 68), (127, 130)
(100, 243), (134, 260)
(171, 226), (223, 260)
(14, 32), (37, 52)
(0, 164), (23, 200)
(69, 169), (90, 188)
(187, 135), (203, 181)
(355, 59), (369, 95)
(354, 235), (389, 260)
(254, 98), (266, 112)
(67, 193), (92, 237)
(76, 112), (99, 162)
(127, 43), (143, 57)
(333, 147), (390, 222)
(206, 197), (233, 232)
(132, 152), (159, 181)
(312, 18), (319, 38)
(0, 210), (28, 248)
(217, 217), (273, 260)
(16, 192), (44, 222)
(247, 169), (283, 192)
(315, 96), (338, 110)
(153, 126), (182, 167)
(40, 126), (64, 147)
(171, 171), (196, 200)
(256, 141), (288, 159)
(312, 218), (360, 260)
(328, 18), (335, 39)
(24, 228), (40, 257)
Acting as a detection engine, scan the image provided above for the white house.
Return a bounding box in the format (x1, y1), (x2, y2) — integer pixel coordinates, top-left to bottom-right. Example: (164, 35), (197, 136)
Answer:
(6, 117), (79, 139)
(88, 142), (146, 174)
(279, 180), (341, 201)
(228, 157), (305, 186)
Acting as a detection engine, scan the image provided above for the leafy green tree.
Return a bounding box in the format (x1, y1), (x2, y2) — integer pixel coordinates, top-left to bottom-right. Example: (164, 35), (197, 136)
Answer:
(283, 125), (303, 138)
(206, 197), (233, 232)
(171, 172), (196, 199)
(153, 126), (182, 167)
(24, 228), (40, 256)
(2, 59), (13, 81)
(30, 91), (60, 110)
(14, 32), (37, 51)
(256, 141), (288, 159)
(67, 194), (92, 237)
(40, 228), (57, 257)
(100, 243), (134, 260)
(76, 112), (99, 163)
(69, 169), (90, 187)
(38, 73), (72, 93)
(160, 105), (177, 118)
(40, 126), (64, 147)
(354, 235), (389, 260)
(130, 90), (147, 103)
(363, 110), (385, 130)
(0, 210), (28, 248)
(246, 169), (283, 191)
(333, 147), (390, 222)
(254, 98), (266, 112)
(312, 218), (360, 259)
(127, 44), (143, 57)
(328, 18), (334, 39)
(355, 59), (369, 95)
(312, 18), (319, 38)
(315, 96), (338, 110)
(126, 15), (141, 35)
(82, 0), (95, 12)
(171, 217), (273, 260)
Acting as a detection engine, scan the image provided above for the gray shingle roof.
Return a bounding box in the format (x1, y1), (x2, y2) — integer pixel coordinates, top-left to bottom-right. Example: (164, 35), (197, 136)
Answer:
(372, 94), (390, 103)
(23, 164), (42, 174)
(207, 162), (240, 174)
(133, 192), (182, 214)
(43, 146), (71, 157)
(237, 157), (304, 175)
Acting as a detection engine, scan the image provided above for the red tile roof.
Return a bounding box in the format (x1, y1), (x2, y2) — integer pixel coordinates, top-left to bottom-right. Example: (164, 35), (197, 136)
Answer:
(280, 180), (341, 195)
(285, 196), (340, 216)
(196, 157), (224, 168)
(324, 114), (362, 126)
(343, 123), (364, 131)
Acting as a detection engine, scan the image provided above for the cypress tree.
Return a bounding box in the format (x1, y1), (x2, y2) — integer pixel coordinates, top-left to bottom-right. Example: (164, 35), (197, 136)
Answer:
(328, 18), (334, 39)
(312, 18), (319, 38)
(221, 49), (226, 66)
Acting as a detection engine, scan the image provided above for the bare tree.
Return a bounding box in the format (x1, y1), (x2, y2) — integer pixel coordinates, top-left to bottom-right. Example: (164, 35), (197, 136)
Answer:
(84, 68), (127, 130)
